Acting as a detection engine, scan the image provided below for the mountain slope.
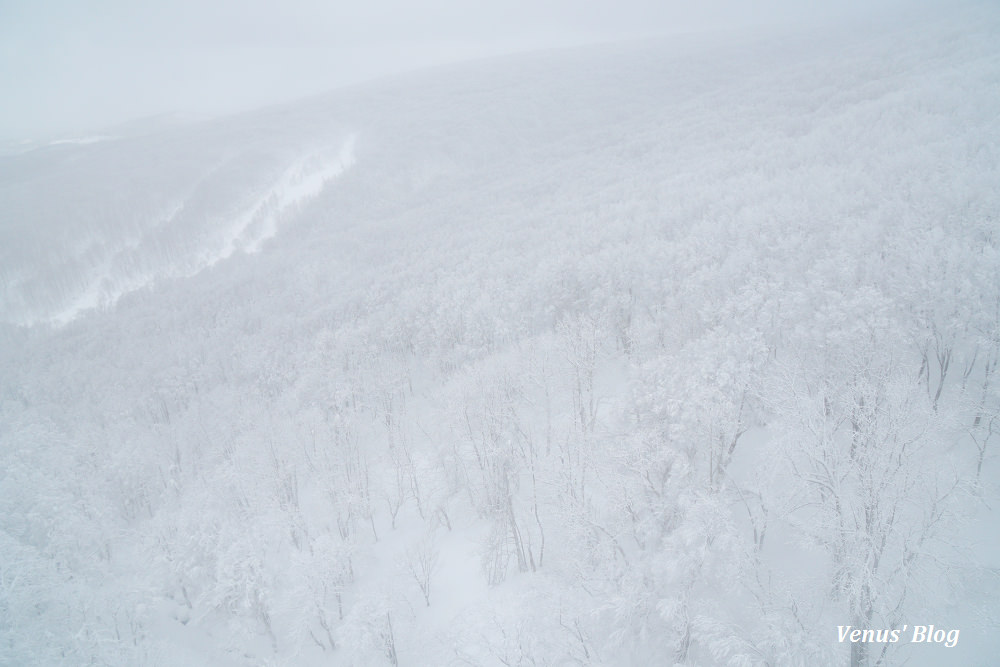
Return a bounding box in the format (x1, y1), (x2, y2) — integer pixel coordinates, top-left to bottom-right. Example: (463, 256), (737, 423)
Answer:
(2, 5), (999, 666)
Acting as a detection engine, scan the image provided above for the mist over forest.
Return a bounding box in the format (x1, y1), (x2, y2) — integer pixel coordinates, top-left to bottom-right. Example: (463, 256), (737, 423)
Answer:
(2, 2), (999, 665)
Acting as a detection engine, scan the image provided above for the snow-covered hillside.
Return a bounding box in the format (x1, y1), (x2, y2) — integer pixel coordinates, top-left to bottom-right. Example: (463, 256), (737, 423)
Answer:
(2, 5), (999, 666)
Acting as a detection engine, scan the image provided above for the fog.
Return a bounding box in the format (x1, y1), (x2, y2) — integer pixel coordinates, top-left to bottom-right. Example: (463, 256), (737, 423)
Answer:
(2, 0), (932, 142)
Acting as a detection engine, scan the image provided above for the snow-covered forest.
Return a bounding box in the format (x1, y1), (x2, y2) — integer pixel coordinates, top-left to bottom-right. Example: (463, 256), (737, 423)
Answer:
(2, 5), (999, 666)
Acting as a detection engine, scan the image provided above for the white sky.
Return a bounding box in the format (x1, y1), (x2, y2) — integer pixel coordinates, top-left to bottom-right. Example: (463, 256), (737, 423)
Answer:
(1, 0), (928, 141)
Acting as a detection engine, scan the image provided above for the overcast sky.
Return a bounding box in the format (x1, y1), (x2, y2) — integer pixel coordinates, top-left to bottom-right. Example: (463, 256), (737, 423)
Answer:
(1, 0), (930, 142)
